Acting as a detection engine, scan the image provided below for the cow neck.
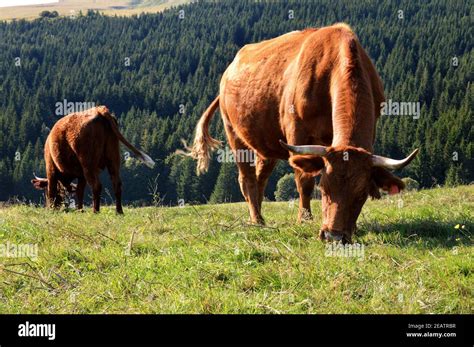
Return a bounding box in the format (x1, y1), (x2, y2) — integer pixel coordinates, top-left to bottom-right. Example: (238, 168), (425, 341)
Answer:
(329, 53), (376, 152)
(328, 32), (376, 153)
(329, 71), (376, 152)
(331, 116), (375, 152)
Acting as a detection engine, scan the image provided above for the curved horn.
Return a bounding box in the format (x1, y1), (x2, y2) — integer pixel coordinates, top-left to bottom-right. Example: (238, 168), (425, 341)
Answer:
(371, 149), (419, 170)
(33, 172), (43, 180)
(279, 140), (327, 156)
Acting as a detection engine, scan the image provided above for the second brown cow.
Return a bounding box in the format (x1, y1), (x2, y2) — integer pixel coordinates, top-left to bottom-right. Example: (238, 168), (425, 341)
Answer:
(32, 106), (155, 213)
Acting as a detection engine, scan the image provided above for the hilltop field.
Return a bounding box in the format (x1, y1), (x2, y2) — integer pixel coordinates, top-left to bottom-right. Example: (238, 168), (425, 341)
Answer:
(0, 185), (472, 313)
(0, 0), (191, 21)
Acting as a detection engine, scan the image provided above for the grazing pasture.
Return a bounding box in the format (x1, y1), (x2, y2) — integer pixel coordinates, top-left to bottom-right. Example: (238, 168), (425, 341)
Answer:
(0, 0), (191, 21)
(0, 185), (472, 313)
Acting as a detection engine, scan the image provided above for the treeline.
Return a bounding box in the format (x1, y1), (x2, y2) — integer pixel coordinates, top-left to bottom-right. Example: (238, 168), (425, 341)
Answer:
(0, 0), (472, 205)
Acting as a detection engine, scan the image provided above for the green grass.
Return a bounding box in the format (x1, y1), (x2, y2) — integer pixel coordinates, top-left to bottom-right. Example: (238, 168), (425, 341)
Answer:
(0, 185), (472, 313)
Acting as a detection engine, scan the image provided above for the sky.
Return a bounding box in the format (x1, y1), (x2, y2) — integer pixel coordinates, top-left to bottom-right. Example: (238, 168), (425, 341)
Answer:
(0, 0), (60, 8)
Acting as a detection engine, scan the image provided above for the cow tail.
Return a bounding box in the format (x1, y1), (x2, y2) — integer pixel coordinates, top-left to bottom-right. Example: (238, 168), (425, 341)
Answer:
(179, 96), (221, 175)
(97, 106), (155, 169)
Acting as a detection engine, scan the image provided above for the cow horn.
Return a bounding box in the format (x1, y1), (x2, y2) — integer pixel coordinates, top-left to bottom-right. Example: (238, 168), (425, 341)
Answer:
(371, 149), (419, 170)
(279, 140), (327, 156)
(33, 172), (43, 180)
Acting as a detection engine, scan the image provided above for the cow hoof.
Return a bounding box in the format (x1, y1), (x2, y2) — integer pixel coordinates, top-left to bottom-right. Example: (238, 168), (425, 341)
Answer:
(298, 209), (313, 222)
(298, 216), (313, 223)
(249, 217), (265, 225)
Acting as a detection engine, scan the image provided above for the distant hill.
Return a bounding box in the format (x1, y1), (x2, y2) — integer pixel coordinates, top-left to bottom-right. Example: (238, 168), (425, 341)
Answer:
(0, 0), (192, 21)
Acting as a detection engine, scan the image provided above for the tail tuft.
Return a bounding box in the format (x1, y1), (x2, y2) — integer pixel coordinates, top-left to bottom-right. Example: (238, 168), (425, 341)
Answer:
(191, 128), (222, 175)
(137, 150), (155, 169)
(178, 96), (221, 175)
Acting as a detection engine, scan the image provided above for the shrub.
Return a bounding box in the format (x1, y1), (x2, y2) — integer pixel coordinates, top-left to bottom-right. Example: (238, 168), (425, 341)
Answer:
(402, 177), (420, 191)
(275, 173), (298, 201)
(39, 11), (59, 18)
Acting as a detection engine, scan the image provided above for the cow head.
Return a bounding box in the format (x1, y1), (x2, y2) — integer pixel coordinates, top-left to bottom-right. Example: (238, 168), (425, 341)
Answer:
(31, 174), (77, 207)
(280, 140), (418, 243)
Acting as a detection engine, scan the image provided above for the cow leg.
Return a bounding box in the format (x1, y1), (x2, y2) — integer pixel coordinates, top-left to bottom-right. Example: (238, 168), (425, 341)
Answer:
(47, 172), (59, 209)
(294, 169), (315, 222)
(107, 164), (123, 214)
(223, 123), (263, 224)
(256, 157), (277, 211)
(236, 161), (263, 224)
(84, 170), (102, 213)
(76, 177), (86, 211)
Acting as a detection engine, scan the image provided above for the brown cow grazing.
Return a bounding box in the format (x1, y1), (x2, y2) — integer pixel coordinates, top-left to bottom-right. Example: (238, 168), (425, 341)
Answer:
(32, 105), (155, 213)
(187, 23), (418, 243)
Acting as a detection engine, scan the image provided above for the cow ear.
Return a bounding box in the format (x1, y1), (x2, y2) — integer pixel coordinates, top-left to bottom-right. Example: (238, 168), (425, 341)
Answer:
(371, 167), (405, 195)
(289, 155), (325, 176)
(31, 178), (48, 190)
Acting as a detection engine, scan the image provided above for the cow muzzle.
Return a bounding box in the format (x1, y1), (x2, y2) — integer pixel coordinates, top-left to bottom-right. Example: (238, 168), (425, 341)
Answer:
(319, 227), (352, 244)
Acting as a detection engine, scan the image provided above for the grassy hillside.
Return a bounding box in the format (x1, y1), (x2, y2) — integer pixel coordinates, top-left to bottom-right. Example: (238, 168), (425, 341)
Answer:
(0, 185), (472, 313)
(0, 0), (191, 21)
